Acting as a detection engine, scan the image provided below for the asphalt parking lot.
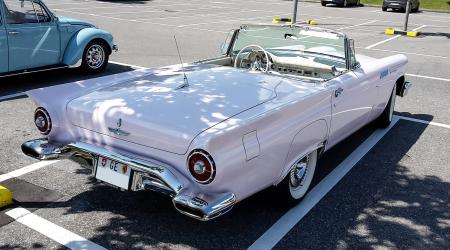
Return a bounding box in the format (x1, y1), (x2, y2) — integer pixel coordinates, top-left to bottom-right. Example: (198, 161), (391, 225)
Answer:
(1, 0), (450, 249)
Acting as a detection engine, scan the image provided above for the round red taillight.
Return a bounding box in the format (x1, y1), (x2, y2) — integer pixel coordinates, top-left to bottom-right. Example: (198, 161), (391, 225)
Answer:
(187, 150), (215, 184)
(34, 108), (52, 135)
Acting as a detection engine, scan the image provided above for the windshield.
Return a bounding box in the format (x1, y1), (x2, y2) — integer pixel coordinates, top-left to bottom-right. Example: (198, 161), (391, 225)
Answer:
(232, 25), (347, 69)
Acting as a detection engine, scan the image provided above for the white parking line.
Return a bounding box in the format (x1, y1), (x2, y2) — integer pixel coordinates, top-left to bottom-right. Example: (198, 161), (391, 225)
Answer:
(110, 61), (147, 70)
(337, 20), (377, 31)
(395, 115), (450, 130)
(249, 117), (400, 250)
(178, 13), (290, 27)
(0, 161), (59, 183)
(6, 207), (106, 250)
(362, 47), (448, 59)
(406, 73), (450, 82)
(0, 92), (27, 102)
(365, 25), (426, 49)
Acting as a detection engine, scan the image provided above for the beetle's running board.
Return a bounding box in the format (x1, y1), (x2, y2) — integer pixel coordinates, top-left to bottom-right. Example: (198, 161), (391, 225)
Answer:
(21, 138), (236, 221)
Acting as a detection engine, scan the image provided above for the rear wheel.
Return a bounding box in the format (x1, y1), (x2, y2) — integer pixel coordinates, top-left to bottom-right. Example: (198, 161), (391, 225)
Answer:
(382, 6), (387, 11)
(321, 1), (326, 6)
(81, 40), (109, 74)
(376, 83), (397, 128)
(342, 0), (348, 7)
(279, 150), (318, 205)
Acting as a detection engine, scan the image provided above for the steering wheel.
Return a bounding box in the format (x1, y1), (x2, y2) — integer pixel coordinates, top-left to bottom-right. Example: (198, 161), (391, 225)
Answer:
(234, 45), (271, 72)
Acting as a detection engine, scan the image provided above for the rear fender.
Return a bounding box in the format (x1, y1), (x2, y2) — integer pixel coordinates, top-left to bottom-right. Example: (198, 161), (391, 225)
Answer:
(275, 119), (328, 185)
(62, 28), (114, 66)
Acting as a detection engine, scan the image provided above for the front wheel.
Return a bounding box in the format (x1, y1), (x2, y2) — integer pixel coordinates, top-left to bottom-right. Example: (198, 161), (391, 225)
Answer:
(376, 83), (397, 128)
(382, 6), (387, 11)
(279, 150), (318, 205)
(321, 1), (326, 6)
(81, 40), (109, 74)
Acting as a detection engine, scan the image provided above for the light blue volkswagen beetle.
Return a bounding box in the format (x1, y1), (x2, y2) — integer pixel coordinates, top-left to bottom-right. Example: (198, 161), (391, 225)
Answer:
(0, 0), (117, 75)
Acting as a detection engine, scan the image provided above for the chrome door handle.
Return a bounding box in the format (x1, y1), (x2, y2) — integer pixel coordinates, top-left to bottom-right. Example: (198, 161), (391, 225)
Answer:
(8, 31), (19, 35)
(335, 87), (344, 97)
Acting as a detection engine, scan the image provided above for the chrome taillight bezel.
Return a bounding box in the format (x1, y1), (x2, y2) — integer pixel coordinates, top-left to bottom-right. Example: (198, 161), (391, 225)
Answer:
(187, 149), (216, 184)
(34, 107), (52, 135)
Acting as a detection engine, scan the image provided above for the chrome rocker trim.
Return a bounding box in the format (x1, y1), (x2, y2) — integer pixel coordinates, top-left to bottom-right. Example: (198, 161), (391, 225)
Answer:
(21, 138), (235, 221)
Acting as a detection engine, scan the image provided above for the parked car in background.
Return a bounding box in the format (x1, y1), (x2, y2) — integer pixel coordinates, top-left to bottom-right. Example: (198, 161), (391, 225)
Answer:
(321, 0), (360, 7)
(0, 0), (117, 76)
(22, 24), (411, 221)
(382, 0), (420, 12)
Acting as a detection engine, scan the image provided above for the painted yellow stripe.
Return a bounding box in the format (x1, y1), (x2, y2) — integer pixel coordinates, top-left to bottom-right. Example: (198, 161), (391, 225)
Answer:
(0, 186), (13, 208)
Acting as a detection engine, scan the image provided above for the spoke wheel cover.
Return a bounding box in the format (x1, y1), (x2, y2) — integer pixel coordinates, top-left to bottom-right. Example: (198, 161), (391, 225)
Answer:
(86, 44), (105, 69)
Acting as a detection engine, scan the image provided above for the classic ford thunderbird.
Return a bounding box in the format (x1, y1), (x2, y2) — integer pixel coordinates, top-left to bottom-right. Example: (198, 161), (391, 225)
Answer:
(22, 24), (411, 221)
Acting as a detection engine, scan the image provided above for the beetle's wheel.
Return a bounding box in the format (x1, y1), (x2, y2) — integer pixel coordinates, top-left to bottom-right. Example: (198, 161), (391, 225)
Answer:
(81, 40), (110, 74)
(86, 44), (105, 69)
(288, 150), (318, 200)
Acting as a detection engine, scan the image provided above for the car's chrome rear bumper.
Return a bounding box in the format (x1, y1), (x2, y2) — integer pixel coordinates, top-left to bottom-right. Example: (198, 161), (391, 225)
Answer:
(397, 81), (412, 97)
(21, 138), (235, 221)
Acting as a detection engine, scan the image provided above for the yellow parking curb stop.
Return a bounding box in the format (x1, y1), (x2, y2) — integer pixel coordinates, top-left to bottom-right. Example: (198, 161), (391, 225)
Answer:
(385, 28), (395, 35)
(406, 31), (419, 37)
(307, 20), (317, 25)
(272, 18), (293, 24)
(385, 28), (420, 37)
(0, 186), (13, 208)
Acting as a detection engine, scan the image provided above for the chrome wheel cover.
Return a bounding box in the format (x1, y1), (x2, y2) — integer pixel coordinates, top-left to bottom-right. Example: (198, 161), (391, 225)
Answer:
(290, 155), (309, 188)
(289, 150), (318, 199)
(86, 44), (105, 69)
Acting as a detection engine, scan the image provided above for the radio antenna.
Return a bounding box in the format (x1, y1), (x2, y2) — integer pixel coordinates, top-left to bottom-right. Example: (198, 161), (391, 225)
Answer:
(174, 35), (189, 89)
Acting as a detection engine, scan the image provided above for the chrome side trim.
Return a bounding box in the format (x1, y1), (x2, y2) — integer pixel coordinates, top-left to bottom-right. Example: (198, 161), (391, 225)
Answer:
(21, 138), (236, 221)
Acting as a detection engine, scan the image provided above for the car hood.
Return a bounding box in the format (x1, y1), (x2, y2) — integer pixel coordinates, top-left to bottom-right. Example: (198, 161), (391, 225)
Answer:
(66, 66), (281, 154)
(57, 16), (95, 27)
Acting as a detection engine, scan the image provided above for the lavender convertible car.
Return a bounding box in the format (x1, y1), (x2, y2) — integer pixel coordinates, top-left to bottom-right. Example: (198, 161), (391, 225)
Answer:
(22, 24), (411, 221)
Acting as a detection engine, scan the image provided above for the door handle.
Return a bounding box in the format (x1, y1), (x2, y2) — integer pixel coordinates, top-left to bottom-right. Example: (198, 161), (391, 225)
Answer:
(8, 31), (19, 35)
(335, 87), (344, 97)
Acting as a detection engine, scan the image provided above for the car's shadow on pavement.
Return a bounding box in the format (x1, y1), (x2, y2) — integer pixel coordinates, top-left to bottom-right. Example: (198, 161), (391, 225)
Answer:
(0, 63), (139, 98)
(13, 115), (448, 249)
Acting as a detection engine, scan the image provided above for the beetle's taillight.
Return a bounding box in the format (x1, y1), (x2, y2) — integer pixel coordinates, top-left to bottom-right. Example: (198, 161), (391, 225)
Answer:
(34, 107), (52, 135)
(188, 150), (216, 184)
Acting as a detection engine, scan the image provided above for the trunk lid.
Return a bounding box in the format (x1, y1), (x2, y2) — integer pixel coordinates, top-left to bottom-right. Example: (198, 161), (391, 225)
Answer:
(67, 66), (279, 154)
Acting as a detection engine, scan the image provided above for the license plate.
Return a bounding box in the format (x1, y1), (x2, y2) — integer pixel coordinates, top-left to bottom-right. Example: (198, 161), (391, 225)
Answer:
(390, 3), (399, 5)
(95, 156), (131, 189)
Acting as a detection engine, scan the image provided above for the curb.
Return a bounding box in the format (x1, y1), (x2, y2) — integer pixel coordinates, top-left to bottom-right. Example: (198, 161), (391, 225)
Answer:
(0, 186), (13, 208)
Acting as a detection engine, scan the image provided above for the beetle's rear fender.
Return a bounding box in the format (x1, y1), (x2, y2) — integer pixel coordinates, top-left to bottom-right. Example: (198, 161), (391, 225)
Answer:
(62, 28), (114, 66)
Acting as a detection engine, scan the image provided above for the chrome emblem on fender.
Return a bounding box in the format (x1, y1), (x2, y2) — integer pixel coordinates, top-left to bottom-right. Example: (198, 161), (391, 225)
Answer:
(108, 118), (130, 136)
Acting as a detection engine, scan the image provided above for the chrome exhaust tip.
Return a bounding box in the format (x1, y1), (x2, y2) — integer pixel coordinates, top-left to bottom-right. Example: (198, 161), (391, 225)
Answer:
(172, 192), (236, 221)
(21, 138), (61, 160)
